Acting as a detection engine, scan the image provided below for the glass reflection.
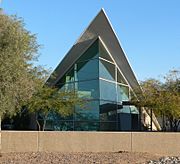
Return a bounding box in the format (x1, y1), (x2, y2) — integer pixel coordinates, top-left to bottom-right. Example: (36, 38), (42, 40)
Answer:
(58, 82), (74, 92)
(76, 59), (99, 81)
(66, 68), (74, 83)
(100, 80), (116, 101)
(100, 101), (117, 122)
(75, 80), (99, 99)
(54, 121), (74, 131)
(75, 100), (99, 121)
(75, 121), (99, 131)
(117, 84), (129, 102)
(130, 106), (139, 114)
(99, 59), (115, 81)
(99, 41), (113, 62)
(117, 69), (126, 84)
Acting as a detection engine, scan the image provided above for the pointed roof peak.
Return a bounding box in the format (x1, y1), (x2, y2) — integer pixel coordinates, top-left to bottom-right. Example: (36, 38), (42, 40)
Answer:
(100, 8), (105, 13)
(48, 9), (140, 91)
(98, 8), (107, 18)
(75, 8), (110, 44)
(98, 8), (110, 21)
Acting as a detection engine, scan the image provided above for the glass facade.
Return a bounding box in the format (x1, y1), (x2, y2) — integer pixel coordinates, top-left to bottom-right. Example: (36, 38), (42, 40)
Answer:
(43, 39), (140, 131)
(99, 59), (115, 81)
(100, 80), (116, 102)
(76, 59), (99, 81)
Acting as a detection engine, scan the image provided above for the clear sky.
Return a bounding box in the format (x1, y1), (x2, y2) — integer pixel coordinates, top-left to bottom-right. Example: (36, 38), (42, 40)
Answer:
(1, 0), (180, 81)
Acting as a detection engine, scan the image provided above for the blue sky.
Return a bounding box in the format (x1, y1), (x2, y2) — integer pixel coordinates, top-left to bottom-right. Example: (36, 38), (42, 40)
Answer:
(1, 0), (180, 81)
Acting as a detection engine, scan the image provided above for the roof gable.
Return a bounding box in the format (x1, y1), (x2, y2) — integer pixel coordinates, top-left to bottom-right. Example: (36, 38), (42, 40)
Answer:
(47, 9), (140, 91)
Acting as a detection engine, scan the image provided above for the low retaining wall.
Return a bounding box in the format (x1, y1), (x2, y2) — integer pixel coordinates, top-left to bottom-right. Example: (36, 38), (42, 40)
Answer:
(132, 132), (180, 156)
(2, 131), (180, 155)
(2, 131), (38, 152)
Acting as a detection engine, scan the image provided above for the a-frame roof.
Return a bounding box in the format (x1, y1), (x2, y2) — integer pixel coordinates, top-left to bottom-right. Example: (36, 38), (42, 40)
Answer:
(47, 9), (140, 91)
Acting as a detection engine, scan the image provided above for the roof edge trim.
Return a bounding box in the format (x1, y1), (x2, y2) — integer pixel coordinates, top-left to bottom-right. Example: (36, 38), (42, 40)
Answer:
(102, 9), (141, 88)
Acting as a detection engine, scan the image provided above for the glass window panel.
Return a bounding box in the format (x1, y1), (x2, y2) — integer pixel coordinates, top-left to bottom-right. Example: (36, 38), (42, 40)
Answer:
(75, 59), (99, 81)
(50, 111), (73, 121)
(74, 121), (99, 131)
(99, 41), (113, 62)
(118, 113), (131, 131)
(42, 111), (73, 126)
(66, 68), (74, 83)
(38, 119), (60, 131)
(117, 84), (129, 102)
(99, 122), (117, 131)
(53, 121), (74, 131)
(75, 100), (99, 121)
(117, 102), (123, 110)
(43, 120), (54, 131)
(99, 60), (115, 81)
(100, 101), (117, 122)
(58, 82), (74, 92)
(46, 111), (58, 121)
(41, 117), (74, 130)
(77, 39), (99, 62)
(130, 106), (139, 114)
(117, 68), (127, 84)
(100, 80), (116, 101)
(75, 80), (99, 99)
(118, 106), (131, 113)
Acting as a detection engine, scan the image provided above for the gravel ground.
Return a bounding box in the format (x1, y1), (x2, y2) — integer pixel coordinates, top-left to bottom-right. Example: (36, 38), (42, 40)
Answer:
(147, 156), (180, 164)
(0, 152), (161, 164)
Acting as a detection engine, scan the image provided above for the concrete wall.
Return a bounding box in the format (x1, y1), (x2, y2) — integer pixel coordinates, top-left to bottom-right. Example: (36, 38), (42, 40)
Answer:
(132, 132), (180, 156)
(2, 131), (38, 152)
(38, 132), (131, 152)
(2, 131), (180, 156)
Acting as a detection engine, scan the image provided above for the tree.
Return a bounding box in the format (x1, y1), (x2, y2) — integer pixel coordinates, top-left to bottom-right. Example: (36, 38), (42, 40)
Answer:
(132, 79), (161, 108)
(0, 12), (45, 123)
(131, 79), (162, 130)
(158, 69), (180, 131)
(0, 11), (46, 154)
(27, 85), (83, 131)
(132, 69), (180, 131)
